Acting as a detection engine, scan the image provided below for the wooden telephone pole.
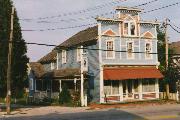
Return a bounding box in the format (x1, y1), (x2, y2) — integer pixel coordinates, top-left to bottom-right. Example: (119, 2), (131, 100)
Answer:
(165, 18), (170, 99)
(6, 6), (14, 114)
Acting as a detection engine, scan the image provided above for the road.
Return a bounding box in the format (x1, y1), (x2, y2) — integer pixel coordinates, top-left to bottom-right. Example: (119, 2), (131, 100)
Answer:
(0, 104), (180, 120)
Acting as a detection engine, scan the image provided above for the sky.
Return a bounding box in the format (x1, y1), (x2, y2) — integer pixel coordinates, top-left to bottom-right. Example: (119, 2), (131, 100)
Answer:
(12, 0), (180, 62)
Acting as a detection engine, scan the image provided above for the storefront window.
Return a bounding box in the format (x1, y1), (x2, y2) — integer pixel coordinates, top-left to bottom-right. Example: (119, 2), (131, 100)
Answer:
(104, 81), (119, 95)
(142, 79), (155, 92)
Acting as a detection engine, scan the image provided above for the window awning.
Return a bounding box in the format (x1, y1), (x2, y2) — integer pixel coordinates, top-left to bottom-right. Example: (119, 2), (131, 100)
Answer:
(103, 67), (163, 80)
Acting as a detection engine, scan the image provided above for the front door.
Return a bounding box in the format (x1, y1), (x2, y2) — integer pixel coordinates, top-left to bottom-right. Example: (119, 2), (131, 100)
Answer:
(123, 80), (133, 99)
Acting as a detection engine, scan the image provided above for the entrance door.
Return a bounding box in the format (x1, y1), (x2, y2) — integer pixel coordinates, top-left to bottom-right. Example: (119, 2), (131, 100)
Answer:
(123, 80), (133, 99)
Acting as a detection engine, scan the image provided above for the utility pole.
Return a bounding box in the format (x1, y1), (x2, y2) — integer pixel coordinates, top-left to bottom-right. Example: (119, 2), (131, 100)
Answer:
(80, 46), (84, 106)
(6, 6), (14, 114)
(165, 18), (170, 99)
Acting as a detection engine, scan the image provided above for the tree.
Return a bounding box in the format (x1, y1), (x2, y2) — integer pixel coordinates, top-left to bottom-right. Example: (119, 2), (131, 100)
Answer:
(0, 0), (29, 98)
(157, 25), (179, 95)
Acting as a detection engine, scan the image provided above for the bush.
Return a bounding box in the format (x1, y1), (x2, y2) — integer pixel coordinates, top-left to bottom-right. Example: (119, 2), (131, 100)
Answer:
(59, 85), (72, 105)
(72, 91), (80, 107)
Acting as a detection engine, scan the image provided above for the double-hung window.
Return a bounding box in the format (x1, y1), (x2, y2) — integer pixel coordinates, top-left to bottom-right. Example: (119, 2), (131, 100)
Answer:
(145, 42), (152, 59)
(29, 78), (34, 90)
(62, 50), (67, 64)
(124, 21), (136, 36)
(77, 47), (81, 62)
(127, 42), (134, 59)
(106, 40), (115, 59)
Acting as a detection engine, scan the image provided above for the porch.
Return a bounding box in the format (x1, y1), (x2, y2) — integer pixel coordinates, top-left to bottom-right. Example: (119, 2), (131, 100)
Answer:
(102, 67), (163, 103)
(103, 79), (159, 102)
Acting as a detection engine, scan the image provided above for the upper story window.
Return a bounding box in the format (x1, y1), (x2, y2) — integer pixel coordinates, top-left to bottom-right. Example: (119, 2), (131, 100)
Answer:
(127, 42), (134, 59)
(123, 15), (136, 36)
(51, 62), (55, 70)
(62, 50), (67, 64)
(124, 21), (136, 36)
(145, 42), (152, 59)
(77, 47), (81, 62)
(29, 78), (34, 90)
(106, 40), (115, 59)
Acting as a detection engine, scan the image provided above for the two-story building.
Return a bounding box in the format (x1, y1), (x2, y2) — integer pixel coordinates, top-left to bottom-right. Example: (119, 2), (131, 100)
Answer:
(29, 7), (163, 103)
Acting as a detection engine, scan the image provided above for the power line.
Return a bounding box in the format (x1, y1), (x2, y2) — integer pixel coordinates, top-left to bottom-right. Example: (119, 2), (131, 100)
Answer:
(1, 40), (180, 56)
(21, 0), (159, 24)
(169, 24), (180, 34)
(21, 1), (180, 31)
(168, 19), (180, 30)
(141, 2), (180, 14)
(22, 23), (97, 32)
(20, 0), (128, 21)
(20, 1), (180, 32)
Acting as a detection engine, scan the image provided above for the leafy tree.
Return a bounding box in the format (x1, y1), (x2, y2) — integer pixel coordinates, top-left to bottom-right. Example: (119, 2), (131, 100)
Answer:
(157, 25), (179, 94)
(0, 0), (29, 98)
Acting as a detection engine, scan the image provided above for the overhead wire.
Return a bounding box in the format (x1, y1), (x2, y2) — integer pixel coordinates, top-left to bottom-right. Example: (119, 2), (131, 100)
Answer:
(1, 40), (180, 56)
(21, 0), (159, 24)
(21, 1), (180, 32)
(20, 0), (128, 21)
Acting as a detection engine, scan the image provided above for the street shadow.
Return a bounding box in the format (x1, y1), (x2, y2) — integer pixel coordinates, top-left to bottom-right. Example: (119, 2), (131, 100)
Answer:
(4, 108), (147, 120)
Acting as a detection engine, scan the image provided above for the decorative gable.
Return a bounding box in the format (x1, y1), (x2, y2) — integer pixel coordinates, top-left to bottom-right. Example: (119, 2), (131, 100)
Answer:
(141, 31), (155, 39)
(103, 29), (116, 36)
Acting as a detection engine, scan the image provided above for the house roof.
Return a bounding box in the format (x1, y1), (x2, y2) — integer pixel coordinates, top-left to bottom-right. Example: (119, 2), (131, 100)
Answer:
(38, 50), (57, 63)
(104, 67), (163, 80)
(115, 6), (142, 12)
(96, 17), (123, 22)
(43, 68), (87, 79)
(56, 25), (98, 49)
(29, 62), (45, 78)
(170, 41), (180, 54)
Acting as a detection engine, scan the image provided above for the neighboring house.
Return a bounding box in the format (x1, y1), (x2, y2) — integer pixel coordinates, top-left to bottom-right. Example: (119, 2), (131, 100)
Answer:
(29, 7), (163, 103)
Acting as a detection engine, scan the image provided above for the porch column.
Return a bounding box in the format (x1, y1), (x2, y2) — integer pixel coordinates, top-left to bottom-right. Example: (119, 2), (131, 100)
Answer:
(74, 78), (77, 91)
(139, 79), (143, 100)
(100, 65), (104, 103)
(125, 81), (128, 99)
(132, 80), (134, 94)
(59, 80), (62, 93)
(119, 81), (123, 102)
(155, 79), (159, 99)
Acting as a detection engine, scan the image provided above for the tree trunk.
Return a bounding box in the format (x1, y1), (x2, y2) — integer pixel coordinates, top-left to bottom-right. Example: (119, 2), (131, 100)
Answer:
(166, 83), (170, 99)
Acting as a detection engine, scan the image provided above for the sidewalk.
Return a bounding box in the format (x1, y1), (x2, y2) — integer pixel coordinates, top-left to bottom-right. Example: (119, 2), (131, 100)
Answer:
(88, 100), (177, 110)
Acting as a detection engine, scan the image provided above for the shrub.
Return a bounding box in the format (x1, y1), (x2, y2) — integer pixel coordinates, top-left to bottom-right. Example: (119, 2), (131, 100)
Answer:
(59, 85), (72, 105)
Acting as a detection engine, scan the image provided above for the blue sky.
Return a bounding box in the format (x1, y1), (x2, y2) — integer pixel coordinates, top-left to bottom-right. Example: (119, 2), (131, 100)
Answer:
(12, 0), (180, 61)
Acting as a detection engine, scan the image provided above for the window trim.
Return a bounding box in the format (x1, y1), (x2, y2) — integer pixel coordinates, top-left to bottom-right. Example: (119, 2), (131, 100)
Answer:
(62, 50), (67, 64)
(30, 78), (34, 90)
(145, 41), (153, 59)
(51, 62), (55, 70)
(126, 41), (135, 59)
(123, 15), (137, 37)
(76, 47), (81, 62)
(106, 39), (115, 59)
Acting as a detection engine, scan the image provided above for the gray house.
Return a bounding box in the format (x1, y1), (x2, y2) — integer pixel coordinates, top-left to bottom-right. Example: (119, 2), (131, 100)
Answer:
(28, 7), (163, 104)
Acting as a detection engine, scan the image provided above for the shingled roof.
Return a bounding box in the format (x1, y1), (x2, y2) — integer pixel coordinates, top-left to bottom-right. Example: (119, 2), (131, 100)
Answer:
(38, 50), (57, 63)
(29, 62), (45, 78)
(170, 41), (180, 54)
(56, 25), (98, 49)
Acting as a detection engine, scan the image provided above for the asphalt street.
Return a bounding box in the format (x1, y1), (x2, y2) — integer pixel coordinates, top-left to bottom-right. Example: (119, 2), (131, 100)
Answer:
(0, 104), (180, 120)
